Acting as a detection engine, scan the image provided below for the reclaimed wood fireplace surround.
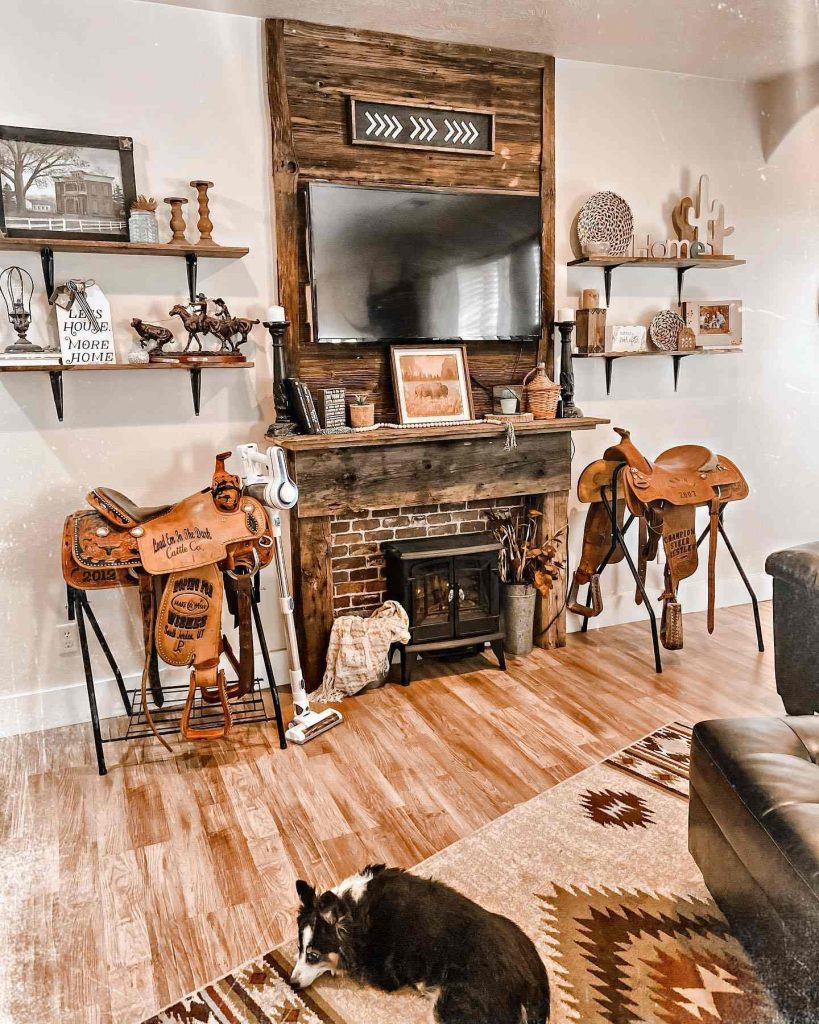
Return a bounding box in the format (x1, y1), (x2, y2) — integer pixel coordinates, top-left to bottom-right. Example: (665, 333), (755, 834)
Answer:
(264, 20), (605, 686)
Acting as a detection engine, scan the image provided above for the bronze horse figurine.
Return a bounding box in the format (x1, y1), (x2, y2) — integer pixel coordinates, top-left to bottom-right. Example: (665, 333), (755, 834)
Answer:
(202, 314), (259, 354)
(169, 304), (210, 351)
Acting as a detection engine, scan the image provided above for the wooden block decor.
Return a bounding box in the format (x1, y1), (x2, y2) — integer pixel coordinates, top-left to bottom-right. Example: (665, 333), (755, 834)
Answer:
(315, 387), (345, 429)
(349, 98), (494, 155)
(575, 308), (606, 354)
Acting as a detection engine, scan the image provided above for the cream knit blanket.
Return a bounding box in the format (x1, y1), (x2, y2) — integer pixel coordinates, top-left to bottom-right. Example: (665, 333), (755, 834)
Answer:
(312, 600), (411, 702)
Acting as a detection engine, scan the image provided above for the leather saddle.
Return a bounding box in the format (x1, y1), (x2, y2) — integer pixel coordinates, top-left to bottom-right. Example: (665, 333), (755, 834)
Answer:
(568, 427), (748, 649)
(62, 453), (274, 744)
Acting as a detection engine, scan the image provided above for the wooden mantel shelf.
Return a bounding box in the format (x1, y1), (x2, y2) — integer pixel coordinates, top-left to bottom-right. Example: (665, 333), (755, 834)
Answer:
(269, 416), (608, 451)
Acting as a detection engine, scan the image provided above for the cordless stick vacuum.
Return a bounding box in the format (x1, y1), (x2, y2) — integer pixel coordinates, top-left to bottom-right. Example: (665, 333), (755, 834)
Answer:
(236, 443), (344, 744)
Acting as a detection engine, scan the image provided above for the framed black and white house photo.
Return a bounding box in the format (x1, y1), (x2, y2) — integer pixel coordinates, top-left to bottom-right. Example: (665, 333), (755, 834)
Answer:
(0, 126), (136, 242)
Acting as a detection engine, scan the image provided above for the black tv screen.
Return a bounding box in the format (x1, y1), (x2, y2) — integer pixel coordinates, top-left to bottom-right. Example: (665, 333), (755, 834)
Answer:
(307, 183), (541, 343)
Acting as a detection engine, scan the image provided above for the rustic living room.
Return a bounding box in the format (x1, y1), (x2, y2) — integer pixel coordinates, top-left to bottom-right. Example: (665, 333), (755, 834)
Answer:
(1, 1), (818, 1022)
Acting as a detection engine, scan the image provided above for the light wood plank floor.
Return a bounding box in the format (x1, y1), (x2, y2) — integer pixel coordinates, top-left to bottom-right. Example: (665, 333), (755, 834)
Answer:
(1, 603), (780, 1024)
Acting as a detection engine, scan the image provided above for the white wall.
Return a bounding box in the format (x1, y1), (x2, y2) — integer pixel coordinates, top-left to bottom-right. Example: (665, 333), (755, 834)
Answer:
(0, 0), (282, 733)
(1, 3), (817, 734)
(557, 59), (819, 627)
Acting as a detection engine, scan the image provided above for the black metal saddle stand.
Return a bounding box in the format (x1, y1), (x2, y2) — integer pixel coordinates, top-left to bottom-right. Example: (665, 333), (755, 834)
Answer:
(578, 461), (764, 673)
(67, 574), (288, 775)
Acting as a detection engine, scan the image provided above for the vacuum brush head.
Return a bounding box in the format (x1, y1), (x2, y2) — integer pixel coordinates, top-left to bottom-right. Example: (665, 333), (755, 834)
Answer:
(285, 708), (344, 745)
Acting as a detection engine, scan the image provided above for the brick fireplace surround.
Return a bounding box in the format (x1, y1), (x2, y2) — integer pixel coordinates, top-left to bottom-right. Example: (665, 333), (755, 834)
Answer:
(330, 497), (526, 617)
(271, 419), (607, 688)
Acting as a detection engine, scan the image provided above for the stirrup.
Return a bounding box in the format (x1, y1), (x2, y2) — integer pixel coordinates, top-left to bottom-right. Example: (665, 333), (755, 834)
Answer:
(180, 666), (233, 740)
(661, 598), (684, 650)
(567, 573), (603, 618)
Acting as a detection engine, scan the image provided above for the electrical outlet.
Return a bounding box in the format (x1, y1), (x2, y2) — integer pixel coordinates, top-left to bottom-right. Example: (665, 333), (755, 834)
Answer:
(57, 621), (78, 655)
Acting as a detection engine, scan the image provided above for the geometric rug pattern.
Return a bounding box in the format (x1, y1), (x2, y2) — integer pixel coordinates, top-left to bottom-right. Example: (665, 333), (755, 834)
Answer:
(143, 722), (784, 1024)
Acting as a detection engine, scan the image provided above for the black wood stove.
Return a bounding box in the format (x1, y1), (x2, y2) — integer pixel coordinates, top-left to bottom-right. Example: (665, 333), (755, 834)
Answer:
(383, 531), (505, 685)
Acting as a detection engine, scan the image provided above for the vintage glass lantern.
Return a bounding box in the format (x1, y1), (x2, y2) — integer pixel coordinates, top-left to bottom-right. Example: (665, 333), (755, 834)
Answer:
(0, 265), (41, 353)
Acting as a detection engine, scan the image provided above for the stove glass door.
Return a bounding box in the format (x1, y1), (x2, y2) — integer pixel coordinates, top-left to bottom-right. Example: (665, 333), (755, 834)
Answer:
(455, 555), (498, 637)
(409, 557), (454, 642)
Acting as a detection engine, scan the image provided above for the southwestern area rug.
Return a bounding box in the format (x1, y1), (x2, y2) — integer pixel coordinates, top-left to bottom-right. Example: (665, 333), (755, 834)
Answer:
(143, 722), (784, 1024)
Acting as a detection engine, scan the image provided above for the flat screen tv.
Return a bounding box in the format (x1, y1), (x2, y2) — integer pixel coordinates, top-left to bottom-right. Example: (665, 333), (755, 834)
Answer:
(307, 182), (541, 343)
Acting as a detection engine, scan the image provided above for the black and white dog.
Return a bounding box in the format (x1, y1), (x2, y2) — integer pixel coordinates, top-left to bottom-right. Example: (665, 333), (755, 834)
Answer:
(290, 864), (550, 1024)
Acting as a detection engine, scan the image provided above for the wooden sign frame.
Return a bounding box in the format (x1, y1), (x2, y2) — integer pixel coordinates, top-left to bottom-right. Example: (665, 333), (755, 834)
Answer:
(349, 97), (495, 156)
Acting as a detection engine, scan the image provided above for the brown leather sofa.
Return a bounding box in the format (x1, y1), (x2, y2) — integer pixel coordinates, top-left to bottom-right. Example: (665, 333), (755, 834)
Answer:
(689, 717), (819, 1022)
(766, 543), (819, 714)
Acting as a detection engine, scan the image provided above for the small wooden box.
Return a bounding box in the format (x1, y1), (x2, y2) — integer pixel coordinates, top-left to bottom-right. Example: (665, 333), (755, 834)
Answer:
(575, 308), (606, 353)
(316, 387), (346, 429)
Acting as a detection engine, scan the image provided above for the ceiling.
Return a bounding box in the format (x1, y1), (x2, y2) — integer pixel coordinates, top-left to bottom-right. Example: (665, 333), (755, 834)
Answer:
(137, 0), (819, 81)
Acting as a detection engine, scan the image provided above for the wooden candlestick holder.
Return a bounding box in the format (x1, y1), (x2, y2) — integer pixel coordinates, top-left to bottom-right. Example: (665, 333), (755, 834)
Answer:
(190, 180), (217, 246)
(164, 197), (189, 244)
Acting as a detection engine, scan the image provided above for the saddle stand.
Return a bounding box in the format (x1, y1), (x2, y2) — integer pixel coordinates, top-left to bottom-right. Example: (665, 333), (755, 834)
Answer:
(568, 429), (764, 673)
(62, 451), (289, 774)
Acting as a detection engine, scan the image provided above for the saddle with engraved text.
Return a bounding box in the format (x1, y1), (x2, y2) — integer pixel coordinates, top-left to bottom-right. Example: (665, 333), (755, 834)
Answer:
(567, 428), (748, 649)
(61, 453), (274, 743)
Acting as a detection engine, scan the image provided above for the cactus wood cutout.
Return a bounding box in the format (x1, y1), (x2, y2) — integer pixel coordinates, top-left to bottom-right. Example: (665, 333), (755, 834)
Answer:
(673, 175), (734, 256)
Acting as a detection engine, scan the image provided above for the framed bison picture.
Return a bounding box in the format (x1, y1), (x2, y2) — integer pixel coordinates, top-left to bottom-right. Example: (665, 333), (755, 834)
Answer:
(390, 345), (474, 425)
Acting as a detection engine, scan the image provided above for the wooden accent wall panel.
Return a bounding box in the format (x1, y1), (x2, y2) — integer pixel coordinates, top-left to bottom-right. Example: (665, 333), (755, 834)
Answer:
(265, 20), (556, 399)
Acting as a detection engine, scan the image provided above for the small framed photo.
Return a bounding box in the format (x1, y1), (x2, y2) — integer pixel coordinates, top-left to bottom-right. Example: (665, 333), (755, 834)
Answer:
(0, 125), (136, 241)
(390, 345), (474, 425)
(682, 300), (742, 348)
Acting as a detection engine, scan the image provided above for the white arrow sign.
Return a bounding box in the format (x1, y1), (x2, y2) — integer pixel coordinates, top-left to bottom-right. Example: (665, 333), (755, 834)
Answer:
(358, 104), (487, 148)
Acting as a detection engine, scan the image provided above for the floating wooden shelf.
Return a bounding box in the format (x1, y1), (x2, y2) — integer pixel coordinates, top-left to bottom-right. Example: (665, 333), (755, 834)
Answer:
(0, 237), (248, 258)
(0, 360), (254, 421)
(568, 254), (746, 304)
(574, 347), (743, 393)
(0, 236), (249, 305)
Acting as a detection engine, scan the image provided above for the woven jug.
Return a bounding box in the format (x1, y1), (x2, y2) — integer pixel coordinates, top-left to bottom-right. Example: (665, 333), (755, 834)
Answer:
(523, 363), (561, 419)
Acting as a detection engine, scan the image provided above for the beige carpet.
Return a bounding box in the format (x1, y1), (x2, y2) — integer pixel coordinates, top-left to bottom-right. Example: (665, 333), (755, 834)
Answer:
(144, 723), (784, 1024)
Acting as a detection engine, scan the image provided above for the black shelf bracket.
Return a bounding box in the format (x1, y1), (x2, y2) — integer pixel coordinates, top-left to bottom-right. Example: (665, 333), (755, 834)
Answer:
(189, 367), (202, 415)
(599, 353), (693, 395)
(40, 244), (203, 305)
(676, 266), (690, 305)
(672, 354), (684, 391)
(40, 246), (55, 302)
(48, 370), (64, 421)
(602, 264), (623, 306)
(185, 252), (198, 304)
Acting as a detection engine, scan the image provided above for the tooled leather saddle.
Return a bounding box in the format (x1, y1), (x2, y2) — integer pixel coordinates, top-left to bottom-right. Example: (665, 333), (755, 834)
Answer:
(61, 453), (274, 744)
(568, 428), (748, 649)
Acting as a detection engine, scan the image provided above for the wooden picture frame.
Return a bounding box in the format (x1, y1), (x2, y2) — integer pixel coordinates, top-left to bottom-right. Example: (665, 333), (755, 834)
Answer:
(0, 125), (136, 242)
(390, 344), (475, 425)
(682, 300), (743, 348)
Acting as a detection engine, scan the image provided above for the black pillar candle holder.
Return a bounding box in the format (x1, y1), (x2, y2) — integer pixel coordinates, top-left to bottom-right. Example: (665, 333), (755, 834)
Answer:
(554, 320), (583, 419)
(263, 319), (298, 436)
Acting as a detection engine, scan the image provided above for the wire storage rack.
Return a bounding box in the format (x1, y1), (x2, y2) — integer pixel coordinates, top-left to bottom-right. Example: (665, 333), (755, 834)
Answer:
(68, 583), (287, 774)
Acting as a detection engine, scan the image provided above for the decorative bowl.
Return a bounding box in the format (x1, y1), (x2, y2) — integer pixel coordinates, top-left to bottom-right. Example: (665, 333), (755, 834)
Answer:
(582, 239), (611, 257)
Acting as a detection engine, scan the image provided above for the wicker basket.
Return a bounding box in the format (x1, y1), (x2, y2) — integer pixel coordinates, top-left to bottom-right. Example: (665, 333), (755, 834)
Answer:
(523, 363), (561, 419)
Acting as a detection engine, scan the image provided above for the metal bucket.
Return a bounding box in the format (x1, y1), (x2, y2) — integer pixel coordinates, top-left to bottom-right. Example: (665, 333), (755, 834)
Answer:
(501, 584), (537, 656)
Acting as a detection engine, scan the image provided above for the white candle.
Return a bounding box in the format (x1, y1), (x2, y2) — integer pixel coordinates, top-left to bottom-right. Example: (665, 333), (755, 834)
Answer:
(266, 304), (286, 322)
(557, 307), (575, 323)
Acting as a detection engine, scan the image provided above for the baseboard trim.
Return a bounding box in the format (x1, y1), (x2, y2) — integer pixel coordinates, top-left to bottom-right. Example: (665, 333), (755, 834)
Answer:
(0, 648), (291, 738)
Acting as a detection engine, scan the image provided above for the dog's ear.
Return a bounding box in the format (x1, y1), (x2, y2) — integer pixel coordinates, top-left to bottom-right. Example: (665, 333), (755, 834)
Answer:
(317, 890), (345, 924)
(296, 880), (316, 909)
